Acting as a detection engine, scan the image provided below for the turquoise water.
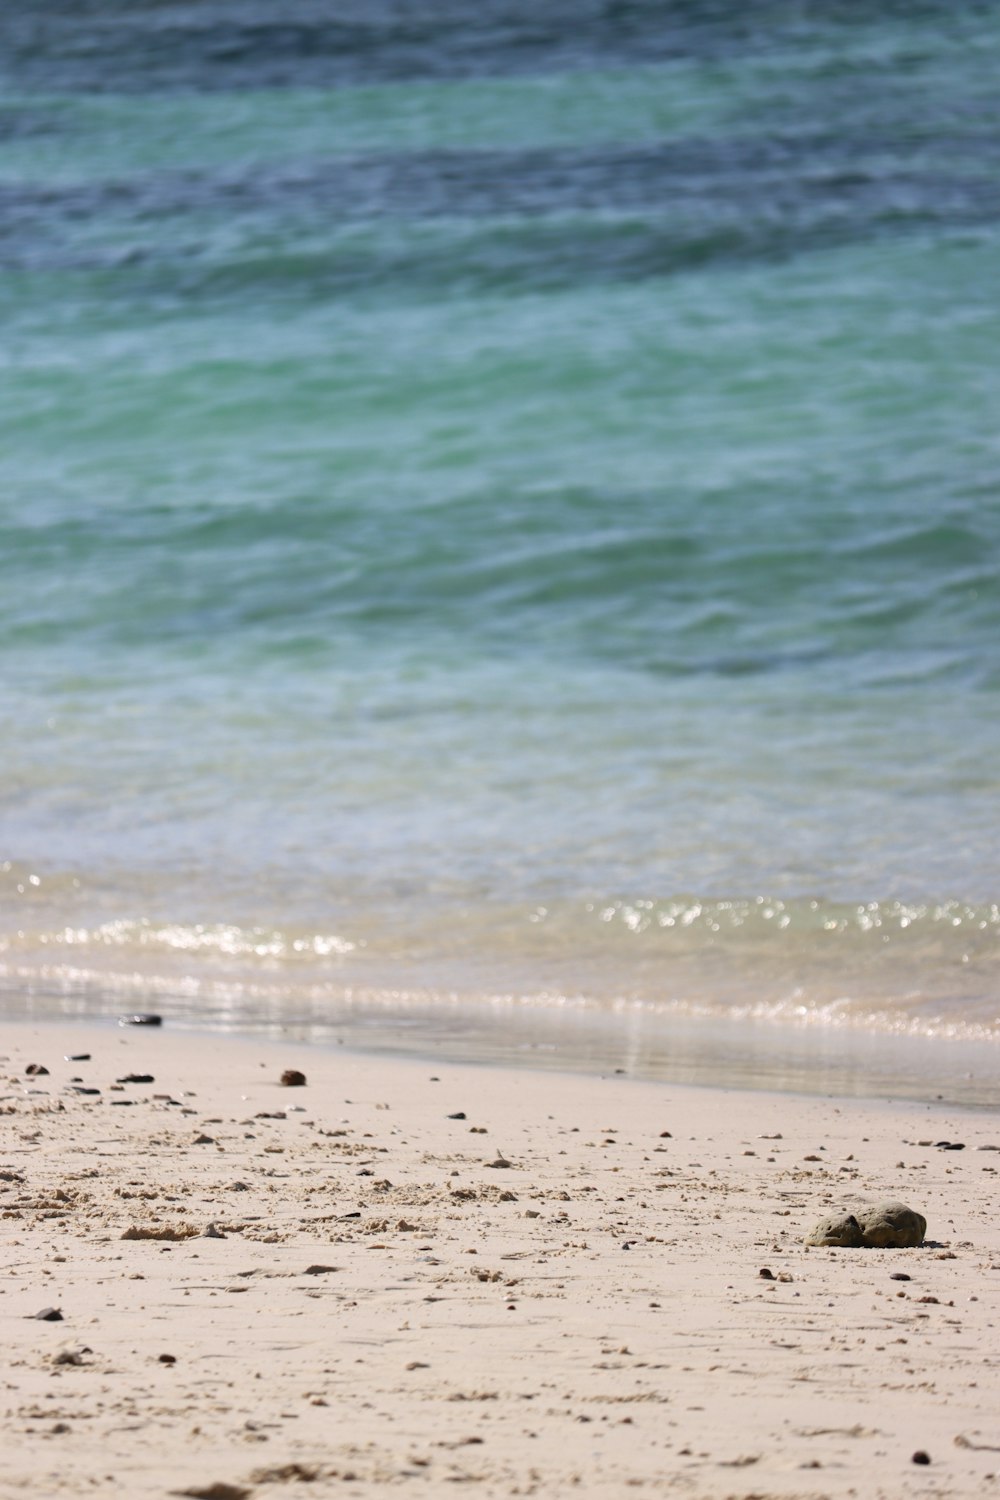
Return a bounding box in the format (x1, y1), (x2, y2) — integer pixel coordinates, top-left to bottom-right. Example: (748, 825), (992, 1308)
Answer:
(2, 3), (1000, 1087)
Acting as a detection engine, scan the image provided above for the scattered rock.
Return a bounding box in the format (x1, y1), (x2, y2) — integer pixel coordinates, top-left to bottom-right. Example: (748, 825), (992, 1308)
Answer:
(31, 1307), (63, 1321)
(448, 1112), (467, 1120)
(173, 1485), (252, 1500)
(117, 1073), (155, 1084)
(25, 1063), (49, 1076)
(485, 1154), (512, 1169)
(805, 1200), (926, 1249)
(303, 1265), (341, 1275)
(759, 1267), (776, 1280)
(65, 1054), (91, 1062)
(121, 1224), (200, 1241)
(250, 1465), (322, 1483)
(192, 1133), (215, 1144)
(912, 1450), (931, 1465)
(890, 1271), (911, 1282)
(159, 1353), (177, 1365)
(280, 1069), (306, 1087)
(120, 1013), (163, 1027)
(202, 1223), (226, 1239)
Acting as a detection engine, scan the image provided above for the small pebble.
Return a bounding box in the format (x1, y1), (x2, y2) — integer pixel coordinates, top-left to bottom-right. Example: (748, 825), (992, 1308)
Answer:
(280, 1069), (307, 1087)
(912, 1451), (931, 1465)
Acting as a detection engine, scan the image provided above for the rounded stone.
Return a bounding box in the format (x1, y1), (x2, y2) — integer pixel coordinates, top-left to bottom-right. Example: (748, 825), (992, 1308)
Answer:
(855, 1200), (926, 1248)
(804, 1211), (864, 1248)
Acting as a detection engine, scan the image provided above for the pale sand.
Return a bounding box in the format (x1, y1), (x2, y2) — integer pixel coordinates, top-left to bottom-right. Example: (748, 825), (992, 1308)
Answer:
(2, 1020), (1000, 1499)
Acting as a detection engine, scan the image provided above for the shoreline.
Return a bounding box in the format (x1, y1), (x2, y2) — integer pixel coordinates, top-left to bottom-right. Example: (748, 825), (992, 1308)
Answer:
(3, 1018), (1000, 1497)
(3, 995), (998, 1112)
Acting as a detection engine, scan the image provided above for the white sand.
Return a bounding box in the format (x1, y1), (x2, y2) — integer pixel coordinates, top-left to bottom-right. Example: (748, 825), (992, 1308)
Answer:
(2, 1019), (1000, 1499)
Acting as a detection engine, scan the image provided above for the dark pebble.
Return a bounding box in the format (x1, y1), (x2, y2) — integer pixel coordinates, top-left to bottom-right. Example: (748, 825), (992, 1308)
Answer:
(447, 1111), (467, 1120)
(890, 1272), (912, 1281)
(117, 1073), (155, 1084)
(159, 1353), (177, 1365)
(119, 1013), (162, 1027)
(65, 1054), (91, 1062)
(280, 1069), (307, 1087)
(31, 1307), (63, 1321)
(912, 1451), (931, 1465)
(70, 1086), (101, 1096)
(25, 1063), (49, 1076)
(759, 1267), (776, 1280)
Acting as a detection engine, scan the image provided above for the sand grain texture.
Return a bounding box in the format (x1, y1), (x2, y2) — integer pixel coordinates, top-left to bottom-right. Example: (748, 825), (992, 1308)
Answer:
(2, 1021), (1000, 1498)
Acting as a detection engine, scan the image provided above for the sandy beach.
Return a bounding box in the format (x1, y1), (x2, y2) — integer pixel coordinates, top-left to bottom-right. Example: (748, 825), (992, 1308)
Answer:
(2, 1019), (1000, 1499)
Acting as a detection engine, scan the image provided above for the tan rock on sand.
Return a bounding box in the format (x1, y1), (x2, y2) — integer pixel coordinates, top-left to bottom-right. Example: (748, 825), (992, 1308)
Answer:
(805, 1199), (926, 1248)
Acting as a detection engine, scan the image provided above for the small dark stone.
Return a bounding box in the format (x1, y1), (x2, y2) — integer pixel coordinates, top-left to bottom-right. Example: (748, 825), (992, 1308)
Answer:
(338, 1211), (361, 1220)
(280, 1069), (307, 1087)
(31, 1307), (63, 1322)
(25, 1063), (49, 1076)
(120, 1013), (162, 1026)
(912, 1450), (931, 1465)
(940, 1142), (965, 1151)
(117, 1073), (155, 1084)
(447, 1111), (467, 1120)
(192, 1133), (214, 1144)
(70, 1086), (101, 1096)
(759, 1267), (776, 1280)
(889, 1272), (911, 1281)
(65, 1054), (91, 1062)
(659, 1131), (672, 1138)
(159, 1353), (177, 1364)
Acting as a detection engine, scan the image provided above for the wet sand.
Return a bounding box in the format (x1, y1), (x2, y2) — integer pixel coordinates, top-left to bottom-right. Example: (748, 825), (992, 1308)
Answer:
(2, 1019), (1000, 1498)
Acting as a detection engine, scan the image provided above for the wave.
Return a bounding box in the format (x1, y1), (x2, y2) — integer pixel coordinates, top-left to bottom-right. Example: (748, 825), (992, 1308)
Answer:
(2, 889), (998, 1045)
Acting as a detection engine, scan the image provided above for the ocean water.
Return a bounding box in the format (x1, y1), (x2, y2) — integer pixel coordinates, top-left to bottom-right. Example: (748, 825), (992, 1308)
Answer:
(2, 2), (1000, 1101)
